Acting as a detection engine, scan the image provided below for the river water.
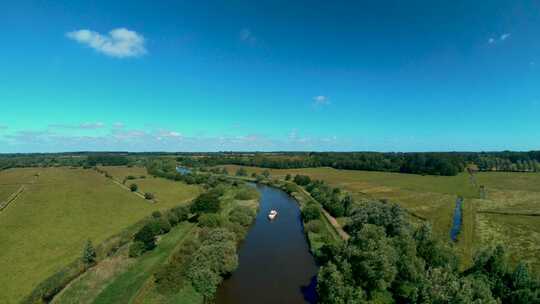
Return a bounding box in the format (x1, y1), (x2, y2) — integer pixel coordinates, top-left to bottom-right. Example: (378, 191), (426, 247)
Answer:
(216, 183), (318, 304)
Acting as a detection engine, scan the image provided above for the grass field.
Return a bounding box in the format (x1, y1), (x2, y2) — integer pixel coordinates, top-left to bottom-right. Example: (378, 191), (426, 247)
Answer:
(0, 167), (200, 304)
(98, 166), (201, 206)
(218, 165), (540, 270)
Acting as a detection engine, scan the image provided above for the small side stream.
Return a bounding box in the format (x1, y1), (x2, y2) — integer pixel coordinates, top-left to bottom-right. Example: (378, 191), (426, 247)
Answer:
(450, 197), (464, 242)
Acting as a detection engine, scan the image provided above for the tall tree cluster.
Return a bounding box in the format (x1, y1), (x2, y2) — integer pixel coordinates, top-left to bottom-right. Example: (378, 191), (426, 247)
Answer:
(316, 200), (540, 303)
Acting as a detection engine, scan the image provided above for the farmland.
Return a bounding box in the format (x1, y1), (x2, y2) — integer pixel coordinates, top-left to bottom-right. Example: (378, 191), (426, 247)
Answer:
(0, 167), (200, 304)
(218, 165), (540, 269)
(52, 181), (260, 304)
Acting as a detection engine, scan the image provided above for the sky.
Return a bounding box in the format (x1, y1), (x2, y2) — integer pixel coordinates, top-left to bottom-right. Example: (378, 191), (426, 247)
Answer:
(0, 0), (539, 152)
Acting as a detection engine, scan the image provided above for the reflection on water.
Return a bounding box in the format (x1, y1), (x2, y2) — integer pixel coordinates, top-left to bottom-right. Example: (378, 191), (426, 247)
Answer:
(216, 184), (318, 304)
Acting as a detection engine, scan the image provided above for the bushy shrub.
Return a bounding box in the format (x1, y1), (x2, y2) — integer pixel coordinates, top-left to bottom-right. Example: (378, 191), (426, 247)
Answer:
(134, 224), (156, 251)
(198, 213), (224, 228)
(294, 174), (312, 186)
(302, 203), (322, 222)
(229, 206), (256, 227)
(129, 183), (138, 192)
(129, 241), (146, 257)
(157, 218), (172, 233)
(166, 211), (180, 226)
(152, 211), (162, 219)
(144, 192), (155, 200)
(234, 187), (259, 200)
(172, 206), (190, 221)
(304, 220), (322, 234)
(190, 190), (221, 214)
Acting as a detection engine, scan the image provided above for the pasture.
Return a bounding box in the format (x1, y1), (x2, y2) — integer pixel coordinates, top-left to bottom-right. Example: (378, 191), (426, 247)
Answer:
(0, 167), (200, 304)
(98, 166), (201, 206)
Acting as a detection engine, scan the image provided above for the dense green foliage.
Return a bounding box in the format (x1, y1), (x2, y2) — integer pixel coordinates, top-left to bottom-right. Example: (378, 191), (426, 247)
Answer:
(190, 188), (223, 214)
(316, 200), (540, 303)
(297, 176), (350, 217)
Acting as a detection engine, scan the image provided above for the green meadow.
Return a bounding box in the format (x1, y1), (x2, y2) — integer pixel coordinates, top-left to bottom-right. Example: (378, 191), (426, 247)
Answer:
(0, 167), (200, 304)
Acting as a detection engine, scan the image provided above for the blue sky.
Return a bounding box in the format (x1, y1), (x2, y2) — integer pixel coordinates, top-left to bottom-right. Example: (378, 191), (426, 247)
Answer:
(0, 0), (539, 152)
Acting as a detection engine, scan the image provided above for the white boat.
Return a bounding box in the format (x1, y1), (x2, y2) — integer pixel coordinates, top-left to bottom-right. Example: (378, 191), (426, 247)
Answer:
(268, 209), (278, 220)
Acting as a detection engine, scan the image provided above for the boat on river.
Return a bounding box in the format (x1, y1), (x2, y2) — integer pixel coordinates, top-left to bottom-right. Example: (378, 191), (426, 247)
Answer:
(268, 209), (278, 220)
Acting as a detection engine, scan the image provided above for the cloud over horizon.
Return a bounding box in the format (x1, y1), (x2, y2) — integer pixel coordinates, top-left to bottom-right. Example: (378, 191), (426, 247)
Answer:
(313, 95), (330, 106)
(49, 122), (105, 130)
(66, 28), (147, 58)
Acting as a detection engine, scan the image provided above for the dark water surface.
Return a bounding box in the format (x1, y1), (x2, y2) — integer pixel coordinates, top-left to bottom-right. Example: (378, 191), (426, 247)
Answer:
(216, 184), (318, 304)
(450, 197), (463, 241)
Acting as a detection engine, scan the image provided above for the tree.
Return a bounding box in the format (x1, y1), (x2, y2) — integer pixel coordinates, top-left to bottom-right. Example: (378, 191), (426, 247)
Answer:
(261, 169), (270, 178)
(347, 224), (398, 293)
(285, 174), (291, 181)
(341, 195), (354, 216)
(198, 214), (224, 228)
(134, 224), (156, 251)
(144, 192), (155, 200)
(82, 240), (97, 267)
(302, 203), (322, 221)
(317, 262), (365, 304)
(129, 183), (138, 192)
(191, 192), (221, 214)
(189, 266), (221, 303)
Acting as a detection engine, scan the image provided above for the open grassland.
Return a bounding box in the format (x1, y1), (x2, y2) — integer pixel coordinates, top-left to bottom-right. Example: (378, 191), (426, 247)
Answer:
(0, 167), (200, 304)
(98, 166), (201, 206)
(476, 213), (540, 270)
(0, 167), (41, 201)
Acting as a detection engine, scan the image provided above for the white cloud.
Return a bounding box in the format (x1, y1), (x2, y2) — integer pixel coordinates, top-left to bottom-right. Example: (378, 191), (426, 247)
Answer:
(49, 122), (105, 130)
(239, 28), (257, 45)
(500, 33), (511, 41)
(488, 33), (511, 45)
(80, 122), (105, 129)
(112, 122), (125, 129)
(313, 95), (330, 106)
(66, 28), (147, 58)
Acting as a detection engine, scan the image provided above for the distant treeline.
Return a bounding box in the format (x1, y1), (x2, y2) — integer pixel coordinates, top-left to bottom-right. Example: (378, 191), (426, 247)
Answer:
(179, 151), (540, 176)
(2, 151), (540, 176)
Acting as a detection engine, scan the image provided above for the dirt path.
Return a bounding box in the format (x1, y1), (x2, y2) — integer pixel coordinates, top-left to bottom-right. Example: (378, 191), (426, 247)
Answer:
(0, 174), (39, 212)
(294, 184), (351, 240)
(110, 178), (152, 202)
(0, 185), (25, 211)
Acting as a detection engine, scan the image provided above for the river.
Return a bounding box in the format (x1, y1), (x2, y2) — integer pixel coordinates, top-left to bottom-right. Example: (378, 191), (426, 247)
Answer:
(216, 183), (318, 304)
